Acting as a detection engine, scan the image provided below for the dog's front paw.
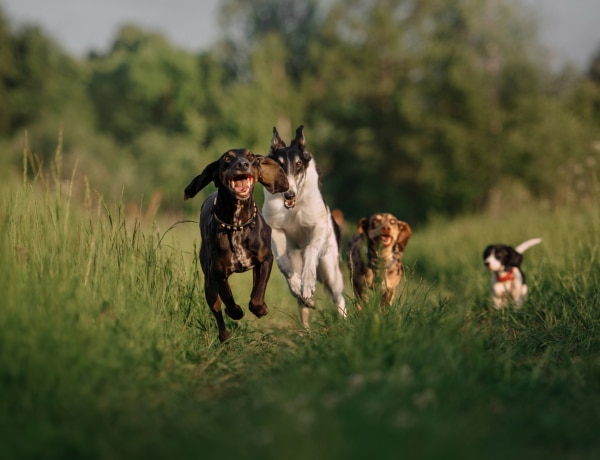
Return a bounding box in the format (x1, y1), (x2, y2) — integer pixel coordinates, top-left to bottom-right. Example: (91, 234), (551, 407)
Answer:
(249, 301), (269, 318)
(302, 296), (315, 308)
(225, 304), (244, 320)
(301, 284), (316, 307)
(287, 273), (302, 298)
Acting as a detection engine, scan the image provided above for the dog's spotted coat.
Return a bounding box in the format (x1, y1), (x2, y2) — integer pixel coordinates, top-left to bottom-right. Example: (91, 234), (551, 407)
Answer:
(483, 238), (542, 309)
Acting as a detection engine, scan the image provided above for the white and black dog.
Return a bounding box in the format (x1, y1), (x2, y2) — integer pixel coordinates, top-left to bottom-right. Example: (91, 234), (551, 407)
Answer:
(483, 238), (542, 309)
(262, 125), (347, 328)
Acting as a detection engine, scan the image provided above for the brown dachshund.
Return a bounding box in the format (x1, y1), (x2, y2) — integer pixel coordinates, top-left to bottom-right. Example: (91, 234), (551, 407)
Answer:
(184, 149), (288, 342)
(346, 213), (412, 310)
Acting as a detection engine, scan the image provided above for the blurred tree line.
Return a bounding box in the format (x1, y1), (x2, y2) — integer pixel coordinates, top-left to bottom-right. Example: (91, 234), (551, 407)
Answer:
(1, 0), (600, 225)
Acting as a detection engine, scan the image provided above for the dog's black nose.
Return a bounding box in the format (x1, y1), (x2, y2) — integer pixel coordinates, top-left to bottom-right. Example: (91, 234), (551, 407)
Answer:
(284, 190), (296, 199)
(235, 160), (250, 171)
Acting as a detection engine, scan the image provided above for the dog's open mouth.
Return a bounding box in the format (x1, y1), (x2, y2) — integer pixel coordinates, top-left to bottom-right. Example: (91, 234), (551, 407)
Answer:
(230, 174), (254, 198)
(283, 192), (296, 209)
(380, 234), (394, 247)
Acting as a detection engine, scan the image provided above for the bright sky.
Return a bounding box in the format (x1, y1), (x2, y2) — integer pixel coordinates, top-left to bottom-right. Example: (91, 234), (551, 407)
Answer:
(1, 0), (221, 55)
(2, 0), (600, 69)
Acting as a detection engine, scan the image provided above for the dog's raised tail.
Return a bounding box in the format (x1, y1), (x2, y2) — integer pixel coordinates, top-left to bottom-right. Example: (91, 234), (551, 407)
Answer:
(515, 238), (542, 254)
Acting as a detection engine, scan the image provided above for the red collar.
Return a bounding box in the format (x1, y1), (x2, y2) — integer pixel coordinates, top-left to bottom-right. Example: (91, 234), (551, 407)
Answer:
(495, 267), (515, 282)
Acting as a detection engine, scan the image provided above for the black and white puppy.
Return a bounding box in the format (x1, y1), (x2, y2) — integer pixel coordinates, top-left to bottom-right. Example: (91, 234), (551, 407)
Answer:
(262, 125), (347, 329)
(483, 238), (542, 309)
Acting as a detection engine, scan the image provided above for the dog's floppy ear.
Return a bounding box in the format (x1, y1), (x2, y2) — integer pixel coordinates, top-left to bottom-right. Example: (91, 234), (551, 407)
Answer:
(507, 248), (523, 267)
(483, 245), (494, 259)
(357, 217), (369, 236)
(255, 156), (289, 194)
(183, 160), (220, 200)
(270, 127), (287, 153)
(394, 221), (412, 252)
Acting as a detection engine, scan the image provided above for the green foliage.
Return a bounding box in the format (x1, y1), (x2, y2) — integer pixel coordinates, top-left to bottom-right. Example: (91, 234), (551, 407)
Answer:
(1, 1), (600, 224)
(3, 23), (89, 136)
(302, 0), (599, 222)
(219, 0), (320, 81)
(87, 25), (205, 143)
(0, 11), (15, 133)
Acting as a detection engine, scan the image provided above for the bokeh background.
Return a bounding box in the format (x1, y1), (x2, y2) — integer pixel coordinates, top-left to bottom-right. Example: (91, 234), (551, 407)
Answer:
(1, 0), (600, 226)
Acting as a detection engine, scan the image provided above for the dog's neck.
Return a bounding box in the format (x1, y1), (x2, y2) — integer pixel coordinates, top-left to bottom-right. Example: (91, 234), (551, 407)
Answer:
(494, 267), (515, 282)
(213, 191), (257, 231)
(294, 161), (320, 203)
(368, 243), (402, 271)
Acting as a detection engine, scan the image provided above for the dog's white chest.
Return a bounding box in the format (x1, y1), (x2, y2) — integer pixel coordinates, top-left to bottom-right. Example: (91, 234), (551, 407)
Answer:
(230, 233), (253, 270)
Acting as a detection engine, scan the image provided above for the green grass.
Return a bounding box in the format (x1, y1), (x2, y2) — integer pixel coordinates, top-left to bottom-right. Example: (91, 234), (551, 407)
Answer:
(1, 172), (600, 460)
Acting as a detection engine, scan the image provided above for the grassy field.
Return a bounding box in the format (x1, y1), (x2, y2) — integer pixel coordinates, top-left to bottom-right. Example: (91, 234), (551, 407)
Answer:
(1, 167), (599, 459)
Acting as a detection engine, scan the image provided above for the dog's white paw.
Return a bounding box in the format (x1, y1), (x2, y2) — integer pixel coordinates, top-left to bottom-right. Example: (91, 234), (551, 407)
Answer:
(287, 273), (302, 298)
(301, 283), (316, 307)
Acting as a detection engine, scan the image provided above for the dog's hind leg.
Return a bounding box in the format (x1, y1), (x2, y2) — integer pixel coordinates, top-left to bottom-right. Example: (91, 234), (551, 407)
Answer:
(335, 295), (347, 319)
(318, 257), (347, 319)
(213, 275), (244, 322)
(300, 235), (328, 305)
(298, 302), (311, 330)
(204, 282), (231, 342)
(514, 282), (527, 308)
(270, 229), (303, 299)
(326, 277), (347, 319)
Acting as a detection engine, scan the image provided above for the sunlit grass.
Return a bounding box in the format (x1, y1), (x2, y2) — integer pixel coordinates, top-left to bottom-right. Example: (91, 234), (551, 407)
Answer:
(1, 153), (599, 459)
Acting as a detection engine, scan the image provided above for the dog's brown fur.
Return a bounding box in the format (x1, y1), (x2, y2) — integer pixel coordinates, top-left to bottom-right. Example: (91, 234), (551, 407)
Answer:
(346, 213), (412, 310)
(184, 149), (288, 342)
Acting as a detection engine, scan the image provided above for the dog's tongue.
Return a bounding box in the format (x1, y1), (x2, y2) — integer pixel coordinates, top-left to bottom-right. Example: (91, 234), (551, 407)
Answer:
(233, 176), (253, 195)
(381, 235), (393, 246)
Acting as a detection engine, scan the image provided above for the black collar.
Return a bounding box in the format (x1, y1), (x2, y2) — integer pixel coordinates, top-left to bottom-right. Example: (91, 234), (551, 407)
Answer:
(212, 197), (257, 232)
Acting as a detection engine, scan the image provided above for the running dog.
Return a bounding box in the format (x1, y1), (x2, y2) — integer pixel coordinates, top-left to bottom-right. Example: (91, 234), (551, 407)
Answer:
(483, 238), (542, 309)
(184, 149), (288, 342)
(347, 213), (412, 310)
(262, 125), (347, 328)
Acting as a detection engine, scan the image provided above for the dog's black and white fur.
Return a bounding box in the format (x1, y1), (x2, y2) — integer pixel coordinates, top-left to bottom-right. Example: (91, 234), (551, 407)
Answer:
(184, 149), (288, 342)
(483, 238), (542, 309)
(262, 125), (347, 328)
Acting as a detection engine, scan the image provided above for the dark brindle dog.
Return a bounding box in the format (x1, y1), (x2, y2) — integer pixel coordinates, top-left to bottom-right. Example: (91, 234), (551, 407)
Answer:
(184, 149), (288, 342)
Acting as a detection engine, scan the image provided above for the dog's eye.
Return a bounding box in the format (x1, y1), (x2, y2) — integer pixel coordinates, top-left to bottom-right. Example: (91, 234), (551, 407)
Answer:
(390, 219), (396, 225)
(246, 153), (255, 162)
(295, 160), (303, 170)
(224, 155), (232, 163)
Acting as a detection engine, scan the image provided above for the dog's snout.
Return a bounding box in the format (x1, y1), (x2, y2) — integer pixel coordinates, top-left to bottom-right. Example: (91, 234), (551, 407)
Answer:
(235, 159), (251, 171)
(284, 190), (296, 199)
